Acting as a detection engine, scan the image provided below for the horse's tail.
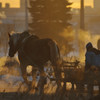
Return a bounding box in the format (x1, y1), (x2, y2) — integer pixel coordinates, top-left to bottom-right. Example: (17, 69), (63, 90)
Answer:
(48, 40), (60, 66)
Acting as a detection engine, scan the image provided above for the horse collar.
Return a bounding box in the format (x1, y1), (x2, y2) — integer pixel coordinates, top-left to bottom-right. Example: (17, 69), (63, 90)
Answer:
(22, 35), (32, 44)
(17, 35), (32, 52)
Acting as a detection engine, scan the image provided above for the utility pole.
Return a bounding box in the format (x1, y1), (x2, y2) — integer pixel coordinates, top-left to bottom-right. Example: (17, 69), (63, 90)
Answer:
(80, 0), (85, 30)
(25, 0), (28, 30)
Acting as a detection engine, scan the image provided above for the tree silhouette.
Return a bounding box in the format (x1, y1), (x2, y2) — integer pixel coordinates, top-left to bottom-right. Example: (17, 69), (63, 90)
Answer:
(29, 0), (73, 54)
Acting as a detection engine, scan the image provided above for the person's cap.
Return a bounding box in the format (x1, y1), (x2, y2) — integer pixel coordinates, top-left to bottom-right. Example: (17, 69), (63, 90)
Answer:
(86, 42), (93, 49)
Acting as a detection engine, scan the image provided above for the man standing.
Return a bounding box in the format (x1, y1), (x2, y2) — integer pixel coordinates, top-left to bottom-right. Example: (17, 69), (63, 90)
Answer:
(85, 42), (100, 95)
(85, 42), (100, 70)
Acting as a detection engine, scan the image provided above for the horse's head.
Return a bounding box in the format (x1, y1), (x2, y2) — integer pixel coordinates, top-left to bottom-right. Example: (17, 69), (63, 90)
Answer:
(8, 31), (31, 57)
(8, 32), (20, 57)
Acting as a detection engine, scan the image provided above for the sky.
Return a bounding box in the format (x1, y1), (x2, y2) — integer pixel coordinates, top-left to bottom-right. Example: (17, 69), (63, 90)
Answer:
(0, 0), (20, 8)
(0, 0), (93, 8)
(70, 0), (93, 8)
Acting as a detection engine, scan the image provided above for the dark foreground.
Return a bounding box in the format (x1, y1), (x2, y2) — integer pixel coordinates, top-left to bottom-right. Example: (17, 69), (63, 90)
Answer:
(0, 92), (63, 100)
(0, 91), (100, 100)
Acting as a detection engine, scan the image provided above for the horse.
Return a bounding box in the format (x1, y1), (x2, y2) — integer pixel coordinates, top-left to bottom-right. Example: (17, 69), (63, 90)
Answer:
(8, 31), (61, 92)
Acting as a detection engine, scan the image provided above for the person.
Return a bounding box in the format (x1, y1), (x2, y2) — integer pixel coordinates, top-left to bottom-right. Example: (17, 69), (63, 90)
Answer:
(85, 42), (100, 71)
(85, 42), (100, 95)
(86, 42), (100, 55)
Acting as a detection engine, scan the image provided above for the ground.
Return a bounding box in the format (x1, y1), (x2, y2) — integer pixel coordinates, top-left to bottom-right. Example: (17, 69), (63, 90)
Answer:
(0, 57), (100, 100)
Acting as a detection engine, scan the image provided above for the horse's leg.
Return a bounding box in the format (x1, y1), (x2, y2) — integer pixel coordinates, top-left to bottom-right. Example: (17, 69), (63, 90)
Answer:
(37, 70), (46, 95)
(51, 62), (62, 92)
(20, 63), (30, 86)
(30, 69), (37, 93)
(53, 64), (67, 100)
(53, 65), (61, 91)
(48, 40), (61, 91)
(53, 60), (62, 90)
(17, 63), (30, 92)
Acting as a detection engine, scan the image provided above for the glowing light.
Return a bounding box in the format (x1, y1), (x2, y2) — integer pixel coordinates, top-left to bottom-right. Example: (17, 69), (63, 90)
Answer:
(0, 0), (20, 8)
(0, 0), (93, 8)
(70, 0), (93, 8)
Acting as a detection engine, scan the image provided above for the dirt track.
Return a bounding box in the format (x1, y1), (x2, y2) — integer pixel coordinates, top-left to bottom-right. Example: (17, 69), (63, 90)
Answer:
(0, 58), (100, 100)
(0, 91), (100, 100)
(0, 92), (66, 100)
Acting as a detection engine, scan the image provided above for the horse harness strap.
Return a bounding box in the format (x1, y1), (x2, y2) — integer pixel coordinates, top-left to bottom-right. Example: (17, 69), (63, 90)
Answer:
(21, 35), (32, 44)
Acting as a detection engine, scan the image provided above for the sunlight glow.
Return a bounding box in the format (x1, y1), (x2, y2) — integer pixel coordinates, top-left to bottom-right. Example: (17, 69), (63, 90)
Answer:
(0, 0), (93, 8)
(70, 0), (93, 8)
(0, 0), (20, 8)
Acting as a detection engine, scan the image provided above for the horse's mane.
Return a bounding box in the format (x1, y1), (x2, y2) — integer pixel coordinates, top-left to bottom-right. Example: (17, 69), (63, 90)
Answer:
(20, 31), (30, 38)
(21, 31), (39, 39)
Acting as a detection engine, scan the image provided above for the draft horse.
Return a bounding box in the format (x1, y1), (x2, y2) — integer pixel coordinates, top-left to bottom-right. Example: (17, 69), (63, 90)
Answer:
(8, 31), (61, 92)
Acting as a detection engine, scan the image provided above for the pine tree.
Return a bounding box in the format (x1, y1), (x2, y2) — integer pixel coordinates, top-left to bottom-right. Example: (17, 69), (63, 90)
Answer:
(29, 0), (73, 54)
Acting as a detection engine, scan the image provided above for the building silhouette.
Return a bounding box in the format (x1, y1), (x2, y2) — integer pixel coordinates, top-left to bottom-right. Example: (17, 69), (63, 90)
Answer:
(0, 0), (30, 32)
(71, 0), (100, 34)
(0, 0), (31, 56)
(94, 0), (100, 10)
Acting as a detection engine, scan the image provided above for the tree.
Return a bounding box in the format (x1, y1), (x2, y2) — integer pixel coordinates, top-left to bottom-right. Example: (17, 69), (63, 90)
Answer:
(29, 0), (73, 54)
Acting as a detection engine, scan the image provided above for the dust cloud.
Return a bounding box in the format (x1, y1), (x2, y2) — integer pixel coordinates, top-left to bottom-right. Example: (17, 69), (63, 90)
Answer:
(61, 28), (100, 62)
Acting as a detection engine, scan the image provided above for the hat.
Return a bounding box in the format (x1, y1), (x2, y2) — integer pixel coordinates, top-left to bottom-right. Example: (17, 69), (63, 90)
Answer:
(86, 42), (93, 49)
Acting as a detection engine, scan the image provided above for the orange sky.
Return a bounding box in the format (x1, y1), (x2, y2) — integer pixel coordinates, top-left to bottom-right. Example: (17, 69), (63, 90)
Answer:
(0, 0), (93, 8)
(70, 0), (93, 8)
(0, 0), (20, 8)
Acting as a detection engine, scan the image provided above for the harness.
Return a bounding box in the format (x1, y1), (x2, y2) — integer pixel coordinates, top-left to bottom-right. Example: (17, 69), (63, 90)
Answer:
(19, 35), (39, 68)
